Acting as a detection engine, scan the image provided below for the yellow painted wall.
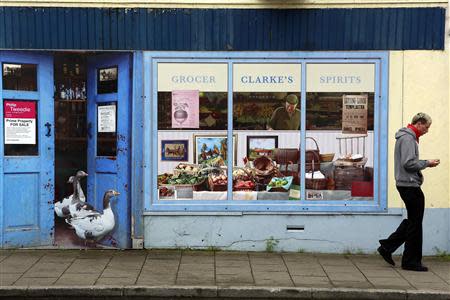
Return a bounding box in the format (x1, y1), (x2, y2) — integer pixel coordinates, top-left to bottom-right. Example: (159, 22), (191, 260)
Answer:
(388, 51), (449, 209)
(0, 0), (446, 8)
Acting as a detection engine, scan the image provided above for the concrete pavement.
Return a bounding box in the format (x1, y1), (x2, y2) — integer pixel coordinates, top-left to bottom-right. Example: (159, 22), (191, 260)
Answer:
(0, 249), (449, 299)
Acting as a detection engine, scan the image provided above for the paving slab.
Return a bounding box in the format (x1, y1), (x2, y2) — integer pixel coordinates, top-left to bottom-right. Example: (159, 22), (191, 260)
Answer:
(95, 276), (137, 286)
(368, 277), (413, 290)
(291, 275), (332, 288)
(100, 267), (141, 278)
(331, 280), (374, 289)
(54, 273), (99, 286)
(22, 261), (71, 278)
(0, 273), (22, 286)
(136, 274), (176, 285)
(64, 258), (109, 274)
(14, 277), (58, 286)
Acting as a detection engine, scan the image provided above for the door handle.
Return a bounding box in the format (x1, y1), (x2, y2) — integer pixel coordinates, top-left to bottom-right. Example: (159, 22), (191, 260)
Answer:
(45, 122), (52, 137)
(87, 122), (93, 139)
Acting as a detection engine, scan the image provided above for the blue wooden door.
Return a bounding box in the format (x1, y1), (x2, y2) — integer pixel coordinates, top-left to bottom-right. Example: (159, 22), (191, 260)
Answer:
(0, 51), (54, 248)
(87, 54), (131, 248)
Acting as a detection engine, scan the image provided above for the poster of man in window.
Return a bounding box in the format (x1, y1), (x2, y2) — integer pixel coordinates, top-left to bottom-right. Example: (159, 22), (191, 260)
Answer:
(342, 94), (368, 134)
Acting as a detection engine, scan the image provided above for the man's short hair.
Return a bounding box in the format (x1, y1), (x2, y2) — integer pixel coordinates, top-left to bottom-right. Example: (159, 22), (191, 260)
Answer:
(411, 112), (432, 125)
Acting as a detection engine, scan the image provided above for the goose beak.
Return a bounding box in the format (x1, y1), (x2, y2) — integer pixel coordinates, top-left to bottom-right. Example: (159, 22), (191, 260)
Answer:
(113, 191), (121, 196)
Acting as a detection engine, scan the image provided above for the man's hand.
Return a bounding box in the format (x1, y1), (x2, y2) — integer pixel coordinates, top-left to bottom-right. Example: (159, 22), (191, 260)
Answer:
(427, 159), (440, 167)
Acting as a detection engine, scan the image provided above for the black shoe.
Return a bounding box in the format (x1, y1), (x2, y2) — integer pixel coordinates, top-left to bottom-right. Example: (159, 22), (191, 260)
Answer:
(401, 264), (428, 272)
(377, 246), (395, 266)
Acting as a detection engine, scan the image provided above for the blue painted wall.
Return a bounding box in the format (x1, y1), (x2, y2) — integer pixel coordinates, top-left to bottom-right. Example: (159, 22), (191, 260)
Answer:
(144, 208), (450, 254)
(0, 7), (445, 51)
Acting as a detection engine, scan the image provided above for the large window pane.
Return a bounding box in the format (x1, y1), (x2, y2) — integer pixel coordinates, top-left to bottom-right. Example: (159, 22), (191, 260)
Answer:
(304, 64), (375, 201)
(157, 63), (229, 201)
(232, 63), (301, 201)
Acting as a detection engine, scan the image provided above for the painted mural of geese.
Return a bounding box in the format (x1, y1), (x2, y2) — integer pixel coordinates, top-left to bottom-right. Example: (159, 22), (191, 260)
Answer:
(54, 170), (88, 218)
(66, 190), (120, 243)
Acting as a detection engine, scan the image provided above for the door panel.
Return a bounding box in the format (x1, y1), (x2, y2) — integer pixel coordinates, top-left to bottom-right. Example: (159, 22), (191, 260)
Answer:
(87, 54), (131, 249)
(0, 51), (54, 248)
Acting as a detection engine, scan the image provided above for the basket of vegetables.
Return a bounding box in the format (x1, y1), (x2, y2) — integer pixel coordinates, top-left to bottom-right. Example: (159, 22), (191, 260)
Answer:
(166, 173), (206, 187)
(266, 176), (293, 192)
(208, 173), (228, 191)
(173, 163), (201, 176)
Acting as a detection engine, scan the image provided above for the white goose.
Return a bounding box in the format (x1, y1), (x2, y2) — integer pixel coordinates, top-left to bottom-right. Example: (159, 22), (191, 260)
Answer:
(66, 190), (120, 242)
(54, 170), (88, 218)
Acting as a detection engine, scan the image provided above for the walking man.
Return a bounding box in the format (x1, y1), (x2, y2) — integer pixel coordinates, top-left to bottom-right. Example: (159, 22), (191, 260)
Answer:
(378, 112), (440, 271)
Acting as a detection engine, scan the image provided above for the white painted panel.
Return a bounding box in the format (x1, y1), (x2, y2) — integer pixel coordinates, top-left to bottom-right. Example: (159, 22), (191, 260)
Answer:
(307, 64), (375, 92)
(233, 63), (301, 92)
(157, 130), (373, 173)
(158, 63), (228, 92)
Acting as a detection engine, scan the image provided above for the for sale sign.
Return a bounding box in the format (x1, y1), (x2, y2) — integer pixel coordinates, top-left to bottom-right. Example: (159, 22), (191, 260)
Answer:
(4, 100), (36, 144)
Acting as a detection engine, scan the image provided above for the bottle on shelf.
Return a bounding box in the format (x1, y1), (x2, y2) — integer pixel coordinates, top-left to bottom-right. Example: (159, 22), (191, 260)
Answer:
(60, 84), (66, 100)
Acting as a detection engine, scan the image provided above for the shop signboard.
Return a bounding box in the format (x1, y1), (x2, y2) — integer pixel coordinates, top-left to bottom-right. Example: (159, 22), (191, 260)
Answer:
(233, 63), (301, 92)
(157, 63), (228, 92)
(3, 100), (36, 144)
(171, 90), (199, 128)
(306, 63), (375, 92)
(97, 104), (116, 133)
(342, 94), (368, 134)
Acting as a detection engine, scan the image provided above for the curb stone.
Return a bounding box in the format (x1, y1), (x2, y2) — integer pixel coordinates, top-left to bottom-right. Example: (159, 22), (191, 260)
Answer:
(0, 286), (449, 299)
(124, 286), (218, 297)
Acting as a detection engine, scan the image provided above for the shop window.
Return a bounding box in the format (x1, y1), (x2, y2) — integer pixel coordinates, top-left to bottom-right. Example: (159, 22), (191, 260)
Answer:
(2, 63), (37, 91)
(148, 54), (387, 211)
(157, 63), (229, 201)
(3, 100), (38, 156)
(304, 63), (375, 201)
(232, 63), (301, 201)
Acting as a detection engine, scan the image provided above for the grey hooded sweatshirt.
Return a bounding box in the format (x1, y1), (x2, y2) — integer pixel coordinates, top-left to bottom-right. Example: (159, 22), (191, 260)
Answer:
(394, 127), (429, 187)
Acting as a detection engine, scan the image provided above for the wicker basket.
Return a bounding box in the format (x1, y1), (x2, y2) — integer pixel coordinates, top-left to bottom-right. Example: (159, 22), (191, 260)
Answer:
(208, 175), (227, 191)
(173, 163), (201, 176)
(320, 153), (335, 162)
(306, 137), (321, 172)
(192, 178), (208, 191)
(305, 160), (327, 190)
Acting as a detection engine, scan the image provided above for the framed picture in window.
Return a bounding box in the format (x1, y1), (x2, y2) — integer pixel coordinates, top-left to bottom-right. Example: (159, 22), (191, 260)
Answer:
(161, 140), (189, 161)
(246, 135), (278, 161)
(194, 135), (237, 166)
(97, 66), (118, 94)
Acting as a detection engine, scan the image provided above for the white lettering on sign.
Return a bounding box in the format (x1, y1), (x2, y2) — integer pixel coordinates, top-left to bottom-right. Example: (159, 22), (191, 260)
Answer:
(307, 64), (375, 92)
(234, 64), (301, 92)
(158, 63), (227, 92)
(4, 100), (36, 145)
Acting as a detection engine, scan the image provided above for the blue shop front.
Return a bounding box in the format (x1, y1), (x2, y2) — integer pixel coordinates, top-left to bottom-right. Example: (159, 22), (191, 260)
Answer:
(0, 7), (446, 251)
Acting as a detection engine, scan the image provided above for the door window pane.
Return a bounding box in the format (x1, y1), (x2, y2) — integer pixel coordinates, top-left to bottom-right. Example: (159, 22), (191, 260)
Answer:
(97, 66), (118, 94)
(3, 100), (38, 156)
(96, 102), (117, 157)
(2, 63), (37, 91)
